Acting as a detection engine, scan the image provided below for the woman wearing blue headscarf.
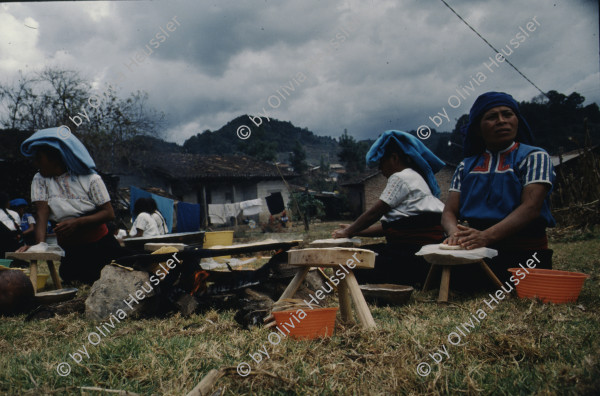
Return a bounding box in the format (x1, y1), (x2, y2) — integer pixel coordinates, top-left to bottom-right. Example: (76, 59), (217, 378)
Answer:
(17, 127), (126, 284)
(442, 92), (555, 286)
(332, 130), (446, 285)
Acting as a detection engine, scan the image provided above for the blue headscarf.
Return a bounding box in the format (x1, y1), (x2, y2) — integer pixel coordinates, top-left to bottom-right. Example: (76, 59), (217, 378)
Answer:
(365, 130), (445, 197)
(462, 91), (534, 157)
(9, 198), (28, 208)
(21, 127), (97, 175)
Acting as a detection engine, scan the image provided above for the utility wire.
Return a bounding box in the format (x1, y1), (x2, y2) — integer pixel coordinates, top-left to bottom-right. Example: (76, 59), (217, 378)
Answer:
(439, 0), (549, 99)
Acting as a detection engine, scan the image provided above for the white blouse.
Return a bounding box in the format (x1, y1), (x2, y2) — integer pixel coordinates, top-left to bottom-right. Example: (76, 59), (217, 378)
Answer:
(379, 168), (444, 222)
(31, 172), (111, 222)
(130, 212), (160, 237)
(0, 209), (20, 231)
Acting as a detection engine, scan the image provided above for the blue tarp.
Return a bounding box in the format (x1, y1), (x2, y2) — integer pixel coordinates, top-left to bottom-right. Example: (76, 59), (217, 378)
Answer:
(176, 202), (202, 232)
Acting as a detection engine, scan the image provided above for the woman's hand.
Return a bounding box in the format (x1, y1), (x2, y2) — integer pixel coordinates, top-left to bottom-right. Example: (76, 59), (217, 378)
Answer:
(453, 224), (491, 249)
(443, 233), (461, 246)
(54, 218), (81, 238)
(16, 245), (30, 253)
(332, 224), (351, 239)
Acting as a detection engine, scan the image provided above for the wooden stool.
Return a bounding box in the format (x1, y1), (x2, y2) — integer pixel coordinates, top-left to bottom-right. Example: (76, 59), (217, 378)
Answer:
(281, 248), (377, 329)
(422, 257), (503, 302)
(5, 252), (62, 293)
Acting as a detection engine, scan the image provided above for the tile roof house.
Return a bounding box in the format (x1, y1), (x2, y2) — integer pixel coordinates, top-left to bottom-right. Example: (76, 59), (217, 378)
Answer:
(116, 152), (298, 225)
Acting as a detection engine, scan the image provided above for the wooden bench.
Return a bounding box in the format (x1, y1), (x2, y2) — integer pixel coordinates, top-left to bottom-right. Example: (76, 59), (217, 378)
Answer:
(5, 252), (62, 293)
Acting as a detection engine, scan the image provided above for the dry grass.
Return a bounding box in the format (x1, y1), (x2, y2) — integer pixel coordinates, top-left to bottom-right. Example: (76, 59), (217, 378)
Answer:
(1, 222), (599, 395)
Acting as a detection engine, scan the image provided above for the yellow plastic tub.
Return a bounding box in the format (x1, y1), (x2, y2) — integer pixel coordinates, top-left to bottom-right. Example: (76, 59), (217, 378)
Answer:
(204, 231), (234, 260)
(24, 272), (49, 291)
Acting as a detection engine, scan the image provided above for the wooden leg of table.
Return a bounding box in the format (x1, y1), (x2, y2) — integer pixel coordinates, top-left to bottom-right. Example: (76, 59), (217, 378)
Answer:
(423, 265), (438, 291)
(47, 260), (62, 289)
(30, 261), (38, 293)
(337, 279), (354, 325)
(343, 271), (376, 329)
(278, 267), (310, 301)
(479, 260), (504, 289)
(437, 266), (451, 303)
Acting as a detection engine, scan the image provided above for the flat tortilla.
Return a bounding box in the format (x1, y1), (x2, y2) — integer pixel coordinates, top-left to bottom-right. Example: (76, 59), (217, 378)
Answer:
(439, 243), (463, 250)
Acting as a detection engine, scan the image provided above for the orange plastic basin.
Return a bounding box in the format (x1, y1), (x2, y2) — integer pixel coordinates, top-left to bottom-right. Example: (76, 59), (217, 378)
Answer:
(272, 307), (338, 340)
(507, 268), (589, 304)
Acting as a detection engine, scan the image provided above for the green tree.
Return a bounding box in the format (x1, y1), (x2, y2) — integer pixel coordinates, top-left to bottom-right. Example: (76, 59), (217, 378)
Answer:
(289, 140), (308, 174)
(308, 154), (333, 192)
(241, 139), (277, 162)
(287, 192), (325, 221)
(338, 129), (367, 172)
(0, 67), (164, 168)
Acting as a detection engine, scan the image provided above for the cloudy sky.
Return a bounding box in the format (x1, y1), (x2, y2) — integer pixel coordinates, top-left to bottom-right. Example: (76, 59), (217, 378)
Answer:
(0, 0), (598, 143)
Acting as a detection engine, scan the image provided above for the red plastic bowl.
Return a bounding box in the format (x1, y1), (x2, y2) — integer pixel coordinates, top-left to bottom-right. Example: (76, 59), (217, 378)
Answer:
(272, 307), (338, 340)
(507, 268), (589, 304)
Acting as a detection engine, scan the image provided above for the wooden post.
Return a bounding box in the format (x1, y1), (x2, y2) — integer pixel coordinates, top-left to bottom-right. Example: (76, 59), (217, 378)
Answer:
(479, 260), (503, 289)
(343, 272), (376, 329)
(47, 260), (62, 289)
(202, 185), (208, 228)
(231, 184), (238, 228)
(185, 368), (224, 396)
(30, 261), (38, 293)
(438, 266), (451, 303)
(277, 267), (310, 301)
(422, 265), (437, 291)
(338, 279), (354, 325)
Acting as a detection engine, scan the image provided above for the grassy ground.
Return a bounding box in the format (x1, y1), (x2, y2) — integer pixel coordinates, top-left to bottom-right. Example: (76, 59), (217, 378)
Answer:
(1, 222), (599, 395)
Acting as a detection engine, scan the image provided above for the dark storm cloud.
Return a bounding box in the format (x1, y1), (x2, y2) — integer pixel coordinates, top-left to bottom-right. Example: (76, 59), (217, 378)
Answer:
(0, 0), (597, 143)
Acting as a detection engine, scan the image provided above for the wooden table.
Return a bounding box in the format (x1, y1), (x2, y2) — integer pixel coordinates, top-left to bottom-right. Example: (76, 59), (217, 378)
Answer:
(281, 248), (377, 329)
(123, 231), (206, 250)
(118, 239), (303, 267)
(5, 252), (62, 292)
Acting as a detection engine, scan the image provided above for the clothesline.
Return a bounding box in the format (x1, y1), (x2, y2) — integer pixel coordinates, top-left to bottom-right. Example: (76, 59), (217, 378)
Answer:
(209, 198), (263, 225)
(208, 193), (284, 225)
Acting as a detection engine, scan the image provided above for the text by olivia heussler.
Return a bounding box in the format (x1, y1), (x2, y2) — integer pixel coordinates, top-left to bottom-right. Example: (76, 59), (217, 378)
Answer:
(415, 252), (541, 377)
(236, 251), (362, 376)
(54, 251), (180, 377)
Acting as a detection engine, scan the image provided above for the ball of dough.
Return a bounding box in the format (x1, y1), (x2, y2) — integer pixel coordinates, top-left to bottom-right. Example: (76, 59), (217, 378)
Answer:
(439, 243), (463, 250)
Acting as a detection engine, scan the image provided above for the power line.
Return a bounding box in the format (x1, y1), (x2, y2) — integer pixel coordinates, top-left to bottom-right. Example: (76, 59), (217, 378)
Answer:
(439, 0), (549, 99)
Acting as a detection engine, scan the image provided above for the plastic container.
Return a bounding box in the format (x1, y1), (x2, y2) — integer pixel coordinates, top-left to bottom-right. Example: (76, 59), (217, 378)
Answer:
(0, 259), (12, 268)
(507, 268), (589, 304)
(204, 230), (234, 247)
(204, 231), (234, 259)
(272, 307), (338, 340)
(23, 271), (49, 291)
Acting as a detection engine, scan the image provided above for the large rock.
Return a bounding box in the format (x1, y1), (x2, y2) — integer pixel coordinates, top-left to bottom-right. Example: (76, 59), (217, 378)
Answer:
(85, 265), (155, 321)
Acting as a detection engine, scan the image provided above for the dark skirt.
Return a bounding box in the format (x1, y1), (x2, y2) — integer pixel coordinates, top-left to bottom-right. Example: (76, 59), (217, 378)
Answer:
(59, 233), (130, 285)
(354, 213), (445, 287)
(353, 242), (435, 288)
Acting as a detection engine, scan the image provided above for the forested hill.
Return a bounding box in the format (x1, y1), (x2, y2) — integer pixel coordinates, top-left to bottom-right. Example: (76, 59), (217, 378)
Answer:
(182, 115), (339, 164)
(2, 91), (597, 169)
